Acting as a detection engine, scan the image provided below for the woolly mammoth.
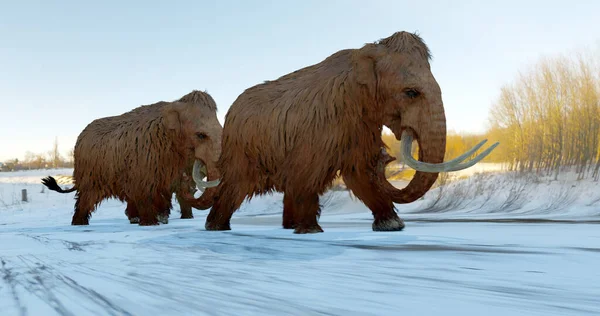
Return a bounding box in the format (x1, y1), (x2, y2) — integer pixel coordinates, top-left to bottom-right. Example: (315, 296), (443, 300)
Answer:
(202, 31), (498, 234)
(43, 165), (197, 223)
(42, 90), (222, 226)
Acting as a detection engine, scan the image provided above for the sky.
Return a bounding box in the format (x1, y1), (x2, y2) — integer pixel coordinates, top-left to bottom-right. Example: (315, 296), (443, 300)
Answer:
(1, 0), (599, 162)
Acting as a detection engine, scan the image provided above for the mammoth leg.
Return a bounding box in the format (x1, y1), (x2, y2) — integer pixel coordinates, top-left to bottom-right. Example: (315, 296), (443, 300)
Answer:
(173, 172), (195, 219)
(282, 193), (295, 229)
(136, 197), (161, 226)
(125, 202), (140, 224)
(342, 169), (405, 232)
(72, 191), (97, 225)
(176, 193), (194, 219)
(175, 177), (195, 219)
(206, 156), (256, 231)
(287, 192), (323, 234)
(155, 193), (172, 225)
(205, 182), (247, 231)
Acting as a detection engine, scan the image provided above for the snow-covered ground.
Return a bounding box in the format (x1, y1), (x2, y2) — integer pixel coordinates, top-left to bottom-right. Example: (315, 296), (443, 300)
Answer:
(1, 169), (599, 315)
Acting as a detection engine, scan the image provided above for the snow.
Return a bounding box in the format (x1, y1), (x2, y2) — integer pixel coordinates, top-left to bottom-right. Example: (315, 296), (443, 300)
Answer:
(1, 169), (599, 315)
(401, 171), (600, 220)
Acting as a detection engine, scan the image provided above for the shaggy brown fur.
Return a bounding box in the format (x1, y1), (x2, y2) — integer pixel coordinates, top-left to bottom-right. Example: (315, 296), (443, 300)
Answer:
(206, 31), (448, 233)
(41, 173), (196, 222)
(42, 90), (222, 226)
(124, 160), (197, 223)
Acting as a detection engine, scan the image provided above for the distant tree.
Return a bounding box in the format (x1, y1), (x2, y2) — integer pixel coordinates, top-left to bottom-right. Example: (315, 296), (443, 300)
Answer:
(67, 148), (74, 165)
(33, 154), (47, 169)
(24, 151), (35, 170)
(50, 137), (62, 168)
(2, 158), (19, 171)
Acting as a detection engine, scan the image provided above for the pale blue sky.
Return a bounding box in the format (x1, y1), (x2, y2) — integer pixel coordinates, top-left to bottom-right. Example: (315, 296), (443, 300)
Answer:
(1, 0), (599, 161)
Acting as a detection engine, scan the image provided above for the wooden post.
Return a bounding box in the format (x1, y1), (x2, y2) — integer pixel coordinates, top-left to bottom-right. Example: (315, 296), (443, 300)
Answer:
(21, 189), (28, 202)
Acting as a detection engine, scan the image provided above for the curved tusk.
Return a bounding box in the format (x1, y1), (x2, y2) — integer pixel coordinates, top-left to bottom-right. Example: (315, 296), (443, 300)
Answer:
(192, 160), (204, 185)
(442, 142), (500, 171)
(192, 160), (221, 189)
(200, 178), (220, 188)
(400, 131), (499, 173)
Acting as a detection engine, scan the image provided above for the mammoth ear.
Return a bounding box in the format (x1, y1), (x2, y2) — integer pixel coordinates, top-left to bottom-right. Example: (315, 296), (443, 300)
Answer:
(353, 45), (380, 92)
(162, 103), (183, 131)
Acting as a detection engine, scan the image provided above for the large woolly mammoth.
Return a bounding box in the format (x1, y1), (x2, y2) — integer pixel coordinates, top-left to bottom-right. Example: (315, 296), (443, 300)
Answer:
(41, 90), (222, 226)
(203, 31), (498, 234)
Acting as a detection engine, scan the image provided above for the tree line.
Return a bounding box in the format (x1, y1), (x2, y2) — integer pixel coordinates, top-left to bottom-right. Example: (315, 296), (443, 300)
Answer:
(1, 137), (74, 171)
(486, 48), (599, 180)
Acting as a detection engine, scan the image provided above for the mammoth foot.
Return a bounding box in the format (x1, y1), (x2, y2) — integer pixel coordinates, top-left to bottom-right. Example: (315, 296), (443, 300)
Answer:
(71, 217), (90, 226)
(372, 216), (405, 231)
(157, 214), (169, 225)
(293, 224), (324, 234)
(179, 204), (194, 219)
(138, 215), (160, 226)
(129, 217), (140, 224)
(205, 221), (231, 231)
(138, 220), (160, 226)
(282, 220), (295, 229)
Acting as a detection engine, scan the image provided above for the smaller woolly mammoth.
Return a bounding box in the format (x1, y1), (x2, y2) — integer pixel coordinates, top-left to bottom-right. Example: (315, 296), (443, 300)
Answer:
(204, 31), (498, 234)
(42, 166), (197, 223)
(41, 90), (222, 226)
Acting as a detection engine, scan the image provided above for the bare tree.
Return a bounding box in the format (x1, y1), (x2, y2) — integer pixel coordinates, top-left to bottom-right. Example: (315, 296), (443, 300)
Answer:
(24, 151), (35, 170)
(50, 136), (62, 168)
(67, 148), (75, 167)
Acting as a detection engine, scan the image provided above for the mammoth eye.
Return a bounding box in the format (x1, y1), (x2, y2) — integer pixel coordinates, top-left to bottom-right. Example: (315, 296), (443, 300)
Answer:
(404, 88), (421, 99)
(196, 132), (207, 140)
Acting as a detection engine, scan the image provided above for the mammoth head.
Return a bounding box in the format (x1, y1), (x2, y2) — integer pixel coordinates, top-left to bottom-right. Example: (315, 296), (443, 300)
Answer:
(161, 90), (222, 201)
(353, 32), (498, 203)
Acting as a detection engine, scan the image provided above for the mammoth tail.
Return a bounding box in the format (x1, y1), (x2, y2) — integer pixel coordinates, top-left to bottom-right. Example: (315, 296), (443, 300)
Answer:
(41, 176), (77, 193)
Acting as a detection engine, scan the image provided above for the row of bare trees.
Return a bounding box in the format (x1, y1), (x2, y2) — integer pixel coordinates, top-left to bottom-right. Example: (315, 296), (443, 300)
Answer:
(2, 137), (74, 171)
(486, 48), (600, 180)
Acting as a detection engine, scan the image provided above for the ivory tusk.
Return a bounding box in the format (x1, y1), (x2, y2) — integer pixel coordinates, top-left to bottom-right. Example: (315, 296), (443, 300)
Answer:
(192, 160), (221, 189)
(400, 130), (499, 173)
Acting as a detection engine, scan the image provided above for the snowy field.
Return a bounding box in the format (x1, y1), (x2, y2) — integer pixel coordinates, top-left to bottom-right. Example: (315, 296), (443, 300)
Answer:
(1, 169), (599, 315)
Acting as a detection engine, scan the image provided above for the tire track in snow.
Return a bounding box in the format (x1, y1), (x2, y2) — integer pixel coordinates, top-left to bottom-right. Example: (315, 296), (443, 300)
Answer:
(57, 274), (134, 316)
(2, 254), (133, 316)
(14, 233), (223, 314)
(21, 233), (92, 252)
(20, 255), (134, 316)
(16, 255), (75, 316)
(1, 257), (27, 316)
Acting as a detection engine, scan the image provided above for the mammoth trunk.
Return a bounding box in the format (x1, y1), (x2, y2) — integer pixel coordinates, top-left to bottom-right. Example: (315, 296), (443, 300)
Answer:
(382, 117), (447, 204)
